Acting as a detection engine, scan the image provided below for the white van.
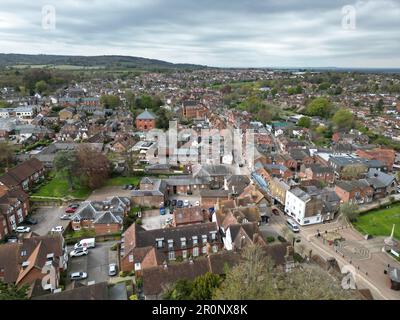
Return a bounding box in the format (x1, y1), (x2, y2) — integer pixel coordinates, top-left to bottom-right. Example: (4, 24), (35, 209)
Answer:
(286, 218), (300, 233)
(74, 238), (96, 250)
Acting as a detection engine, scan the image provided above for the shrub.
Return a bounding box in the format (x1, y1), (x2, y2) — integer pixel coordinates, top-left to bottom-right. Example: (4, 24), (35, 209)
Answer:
(135, 219), (142, 225)
(266, 236), (275, 243)
(293, 253), (305, 263)
(277, 236), (287, 243)
(136, 277), (143, 288)
(119, 271), (127, 278)
(129, 270), (135, 277)
(129, 294), (138, 300)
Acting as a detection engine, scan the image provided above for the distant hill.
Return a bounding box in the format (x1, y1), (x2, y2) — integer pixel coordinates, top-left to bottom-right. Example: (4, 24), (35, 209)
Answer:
(0, 53), (205, 70)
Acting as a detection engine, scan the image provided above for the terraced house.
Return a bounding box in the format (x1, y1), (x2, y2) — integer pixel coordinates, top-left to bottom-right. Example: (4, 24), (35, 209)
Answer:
(119, 222), (222, 275)
(0, 158), (45, 191)
(0, 186), (29, 238)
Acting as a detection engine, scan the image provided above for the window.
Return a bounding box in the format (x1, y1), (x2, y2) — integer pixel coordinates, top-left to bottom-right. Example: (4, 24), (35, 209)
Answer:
(193, 247), (199, 257)
(212, 245), (218, 253)
(156, 238), (164, 249)
(202, 235), (207, 244)
(168, 239), (174, 250)
(128, 254), (134, 263)
(210, 232), (216, 241)
(182, 250), (187, 259)
(21, 250), (27, 257)
(181, 237), (186, 248)
(202, 245), (207, 254)
(168, 251), (175, 260)
(192, 236), (198, 245)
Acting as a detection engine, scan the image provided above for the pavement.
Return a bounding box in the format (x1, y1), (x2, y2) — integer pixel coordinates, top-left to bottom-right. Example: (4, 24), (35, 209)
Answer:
(268, 206), (400, 300)
(141, 209), (171, 230)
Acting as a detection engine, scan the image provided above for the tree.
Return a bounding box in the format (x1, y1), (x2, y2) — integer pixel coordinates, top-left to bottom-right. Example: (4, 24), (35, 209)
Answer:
(35, 80), (48, 94)
(163, 273), (222, 300)
(306, 97), (334, 118)
(100, 95), (121, 109)
(0, 280), (29, 300)
(75, 145), (111, 189)
(298, 116), (311, 128)
(213, 245), (359, 300)
(332, 109), (354, 130)
(341, 164), (368, 180)
(0, 142), (14, 172)
(125, 91), (136, 110)
(54, 150), (77, 191)
(340, 202), (360, 223)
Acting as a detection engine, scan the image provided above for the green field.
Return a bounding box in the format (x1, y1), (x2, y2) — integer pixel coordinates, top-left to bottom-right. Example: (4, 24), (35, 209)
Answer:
(31, 174), (91, 199)
(105, 176), (141, 187)
(12, 64), (103, 70)
(354, 204), (400, 240)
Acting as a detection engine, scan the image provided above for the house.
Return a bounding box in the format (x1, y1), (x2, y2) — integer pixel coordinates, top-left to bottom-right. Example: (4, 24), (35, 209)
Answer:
(334, 179), (374, 204)
(131, 177), (166, 207)
(136, 109), (156, 131)
(284, 186), (340, 225)
(59, 107), (75, 121)
(0, 158), (45, 191)
(32, 281), (127, 300)
(300, 163), (335, 184)
(70, 197), (130, 235)
(181, 100), (208, 120)
(200, 189), (230, 208)
(0, 234), (67, 291)
(356, 148), (396, 171)
(192, 164), (234, 189)
(173, 207), (207, 227)
(142, 251), (240, 300)
(366, 169), (398, 199)
(268, 177), (290, 205)
(119, 222), (222, 274)
(0, 186), (30, 238)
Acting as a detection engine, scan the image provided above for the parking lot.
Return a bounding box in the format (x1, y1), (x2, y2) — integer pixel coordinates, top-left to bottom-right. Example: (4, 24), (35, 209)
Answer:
(66, 241), (118, 287)
(141, 209), (172, 230)
(30, 206), (72, 236)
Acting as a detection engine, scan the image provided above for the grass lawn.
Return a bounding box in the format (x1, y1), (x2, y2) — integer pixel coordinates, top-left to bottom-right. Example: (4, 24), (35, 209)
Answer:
(105, 176), (141, 187)
(31, 174), (91, 199)
(353, 204), (400, 240)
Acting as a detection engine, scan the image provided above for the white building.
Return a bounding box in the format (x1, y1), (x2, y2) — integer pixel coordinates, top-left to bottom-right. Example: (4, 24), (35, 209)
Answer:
(284, 187), (340, 226)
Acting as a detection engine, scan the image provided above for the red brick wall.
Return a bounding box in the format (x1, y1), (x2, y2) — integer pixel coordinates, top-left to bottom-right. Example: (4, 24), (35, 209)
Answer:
(136, 119), (155, 131)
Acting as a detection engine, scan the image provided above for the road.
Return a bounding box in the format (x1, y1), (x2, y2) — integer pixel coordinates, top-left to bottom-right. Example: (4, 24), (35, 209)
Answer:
(268, 207), (400, 300)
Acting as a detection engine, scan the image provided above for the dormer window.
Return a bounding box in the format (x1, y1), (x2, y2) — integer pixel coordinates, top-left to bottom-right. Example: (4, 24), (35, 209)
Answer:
(202, 235), (208, 244)
(22, 261), (29, 268)
(156, 238), (164, 249)
(192, 236), (198, 245)
(210, 231), (217, 241)
(168, 239), (174, 250)
(47, 253), (54, 261)
(21, 250), (27, 257)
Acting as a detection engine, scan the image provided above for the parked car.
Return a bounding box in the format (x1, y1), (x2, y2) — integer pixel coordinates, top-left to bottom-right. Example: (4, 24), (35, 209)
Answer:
(68, 204), (80, 209)
(194, 201), (200, 207)
(70, 247), (88, 257)
(24, 217), (38, 225)
(6, 235), (18, 243)
(74, 238), (96, 249)
(165, 200), (171, 207)
(60, 214), (71, 220)
(177, 200), (183, 208)
(65, 207), (77, 214)
(15, 226), (31, 233)
(187, 190), (193, 195)
(128, 185), (135, 190)
(108, 263), (117, 276)
(183, 200), (190, 207)
(272, 208), (279, 216)
(160, 207), (166, 215)
(171, 199), (177, 207)
(51, 226), (64, 233)
(70, 272), (87, 281)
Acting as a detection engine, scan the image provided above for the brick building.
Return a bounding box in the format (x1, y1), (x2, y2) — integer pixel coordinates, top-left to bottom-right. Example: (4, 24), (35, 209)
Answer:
(135, 109), (156, 131)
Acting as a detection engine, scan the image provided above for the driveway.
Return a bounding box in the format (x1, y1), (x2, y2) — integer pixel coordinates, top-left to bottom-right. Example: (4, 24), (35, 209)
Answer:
(30, 206), (71, 236)
(66, 241), (118, 287)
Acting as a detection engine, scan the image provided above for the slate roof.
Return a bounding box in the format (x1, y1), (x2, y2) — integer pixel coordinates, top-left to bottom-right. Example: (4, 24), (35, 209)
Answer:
(136, 109), (156, 120)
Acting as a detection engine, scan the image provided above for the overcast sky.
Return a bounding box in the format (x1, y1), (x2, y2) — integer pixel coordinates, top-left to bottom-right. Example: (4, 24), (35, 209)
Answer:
(0, 0), (399, 68)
